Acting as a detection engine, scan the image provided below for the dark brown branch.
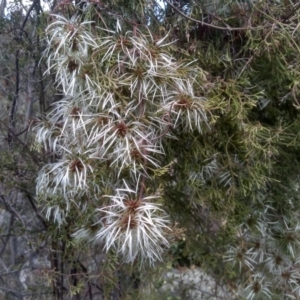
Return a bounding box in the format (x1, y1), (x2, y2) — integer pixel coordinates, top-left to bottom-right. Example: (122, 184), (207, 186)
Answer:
(21, 0), (39, 32)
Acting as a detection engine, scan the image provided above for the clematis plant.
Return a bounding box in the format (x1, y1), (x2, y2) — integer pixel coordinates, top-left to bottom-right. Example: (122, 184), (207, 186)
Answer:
(34, 13), (208, 266)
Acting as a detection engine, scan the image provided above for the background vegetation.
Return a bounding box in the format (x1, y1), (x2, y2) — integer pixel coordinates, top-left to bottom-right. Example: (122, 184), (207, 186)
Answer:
(0, 0), (300, 299)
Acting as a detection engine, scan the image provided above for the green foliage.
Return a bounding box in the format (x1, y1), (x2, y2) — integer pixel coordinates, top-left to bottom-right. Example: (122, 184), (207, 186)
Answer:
(29, 0), (300, 298)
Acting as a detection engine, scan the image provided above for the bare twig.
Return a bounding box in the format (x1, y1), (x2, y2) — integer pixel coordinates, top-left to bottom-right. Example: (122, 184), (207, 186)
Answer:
(25, 193), (48, 229)
(0, 119), (41, 166)
(8, 0), (40, 147)
(0, 212), (14, 258)
(282, 2), (300, 23)
(1, 194), (25, 228)
(163, 0), (271, 32)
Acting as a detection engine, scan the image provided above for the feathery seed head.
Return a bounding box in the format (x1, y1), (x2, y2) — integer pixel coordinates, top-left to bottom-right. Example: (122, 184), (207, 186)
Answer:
(95, 184), (171, 266)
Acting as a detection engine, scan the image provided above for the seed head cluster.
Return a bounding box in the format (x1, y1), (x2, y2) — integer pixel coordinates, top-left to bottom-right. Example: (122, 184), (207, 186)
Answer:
(225, 200), (300, 299)
(34, 14), (208, 265)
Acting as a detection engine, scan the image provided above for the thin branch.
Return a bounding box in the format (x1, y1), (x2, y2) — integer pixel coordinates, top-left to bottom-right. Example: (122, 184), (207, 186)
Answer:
(0, 212), (14, 258)
(163, 0), (271, 32)
(8, 49), (20, 147)
(0, 194), (25, 228)
(282, 2), (300, 23)
(21, 0), (39, 33)
(8, 0), (39, 147)
(0, 286), (51, 298)
(25, 193), (48, 229)
(0, 119), (41, 166)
